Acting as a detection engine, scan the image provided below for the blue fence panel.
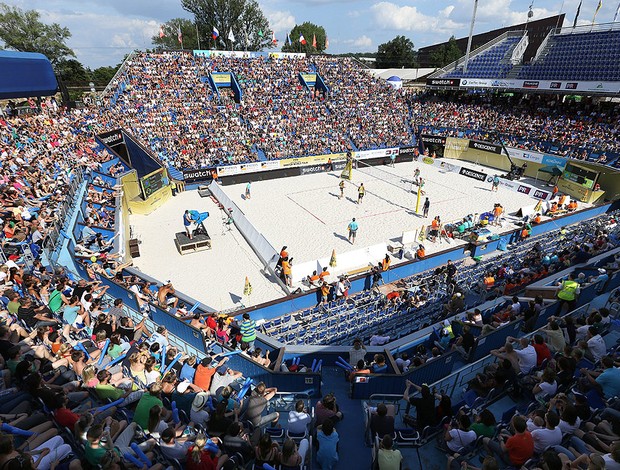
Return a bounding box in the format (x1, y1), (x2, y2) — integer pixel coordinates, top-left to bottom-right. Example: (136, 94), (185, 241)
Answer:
(470, 320), (524, 362)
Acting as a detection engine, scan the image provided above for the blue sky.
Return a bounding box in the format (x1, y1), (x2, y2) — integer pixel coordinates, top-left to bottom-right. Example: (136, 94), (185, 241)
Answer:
(2, 0), (619, 67)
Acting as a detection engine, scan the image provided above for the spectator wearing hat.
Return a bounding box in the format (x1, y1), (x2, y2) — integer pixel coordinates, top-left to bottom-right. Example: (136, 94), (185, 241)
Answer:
(209, 364), (243, 395)
(190, 392), (211, 427)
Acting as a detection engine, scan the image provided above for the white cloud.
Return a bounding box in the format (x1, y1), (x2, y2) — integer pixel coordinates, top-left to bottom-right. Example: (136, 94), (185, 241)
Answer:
(347, 10), (362, 18)
(344, 35), (372, 48)
(265, 9), (296, 34)
(38, 9), (159, 67)
(371, 2), (463, 32)
(439, 5), (455, 18)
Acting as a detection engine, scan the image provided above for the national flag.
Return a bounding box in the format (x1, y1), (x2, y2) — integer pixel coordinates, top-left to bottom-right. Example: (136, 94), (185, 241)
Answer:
(228, 29), (236, 43)
(272, 30), (277, 44)
(312, 34), (317, 48)
(573, 0), (582, 27)
(299, 34), (307, 45)
(177, 25), (182, 44)
(159, 25), (165, 38)
(285, 34), (290, 46)
(325, 35), (329, 49)
(592, 0), (603, 24)
(258, 29), (264, 37)
(212, 26), (219, 40)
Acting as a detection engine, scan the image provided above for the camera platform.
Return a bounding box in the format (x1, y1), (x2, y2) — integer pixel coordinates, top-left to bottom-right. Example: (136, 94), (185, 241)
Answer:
(175, 224), (211, 255)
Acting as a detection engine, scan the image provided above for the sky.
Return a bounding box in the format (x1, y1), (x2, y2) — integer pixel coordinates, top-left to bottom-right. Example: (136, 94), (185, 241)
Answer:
(2, 0), (619, 68)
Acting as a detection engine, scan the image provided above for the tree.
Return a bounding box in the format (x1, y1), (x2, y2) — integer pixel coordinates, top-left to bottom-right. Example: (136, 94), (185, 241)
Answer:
(181, 0), (273, 51)
(281, 22), (327, 54)
(152, 18), (199, 50)
(0, 3), (75, 66)
(92, 65), (120, 86)
(56, 59), (91, 86)
(430, 35), (463, 68)
(376, 35), (417, 68)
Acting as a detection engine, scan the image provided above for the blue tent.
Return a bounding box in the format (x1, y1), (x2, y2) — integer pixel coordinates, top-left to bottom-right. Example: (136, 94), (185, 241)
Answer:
(0, 51), (58, 99)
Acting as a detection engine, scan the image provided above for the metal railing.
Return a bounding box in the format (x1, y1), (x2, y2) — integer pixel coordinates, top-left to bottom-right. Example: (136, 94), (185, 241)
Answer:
(101, 50), (138, 99)
(555, 21), (620, 35)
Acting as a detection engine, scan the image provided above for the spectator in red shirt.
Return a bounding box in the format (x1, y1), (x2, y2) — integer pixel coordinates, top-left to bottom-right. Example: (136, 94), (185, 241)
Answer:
(483, 415), (534, 466)
(532, 334), (552, 367)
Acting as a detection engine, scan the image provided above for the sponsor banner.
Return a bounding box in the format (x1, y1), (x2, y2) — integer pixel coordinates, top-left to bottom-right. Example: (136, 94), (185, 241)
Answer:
(354, 148), (399, 160)
(532, 189), (550, 200)
(300, 164), (329, 175)
(194, 50), (257, 58)
(98, 129), (124, 147)
(216, 160), (279, 177)
(278, 153), (347, 169)
(213, 148), (399, 177)
(507, 148), (544, 164)
(426, 78), (461, 87)
(300, 73), (317, 83)
(267, 52), (306, 59)
(211, 72), (231, 84)
(541, 154), (567, 167)
(459, 167), (487, 182)
(469, 139), (502, 154)
(420, 134), (446, 145)
(460, 78), (521, 88)
(516, 185), (532, 195)
(498, 179), (518, 191)
(183, 168), (213, 184)
(445, 137), (469, 152)
(399, 145), (418, 156)
(451, 76), (620, 94)
(438, 161), (460, 173)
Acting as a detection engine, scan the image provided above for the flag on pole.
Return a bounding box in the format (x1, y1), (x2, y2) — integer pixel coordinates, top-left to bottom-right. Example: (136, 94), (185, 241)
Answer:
(299, 34), (307, 45)
(592, 0), (603, 24)
(573, 0), (582, 27)
(159, 25), (165, 38)
(243, 276), (252, 296)
(212, 27), (219, 40)
(177, 25), (183, 44)
(614, 1), (620, 22)
(312, 34), (317, 48)
(272, 30), (277, 44)
(228, 29), (236, 42)
(325, 36), (329, 49)
(285, 34), (290, 46)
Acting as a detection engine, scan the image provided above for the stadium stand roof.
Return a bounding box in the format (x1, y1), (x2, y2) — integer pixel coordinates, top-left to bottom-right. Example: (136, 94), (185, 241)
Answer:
(369, 68), (435, 82)
(0, 50), (58, 99)
(417, 14), (564, 67)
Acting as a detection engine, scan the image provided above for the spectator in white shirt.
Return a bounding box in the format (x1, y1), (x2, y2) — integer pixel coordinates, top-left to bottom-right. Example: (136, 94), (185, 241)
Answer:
(288, 400), (311, 435)
(508, 337), (537, 374)
(370, 332), (390, 346)
(531, 411), (562, 455)
(586, 327), (607, 362)
(445, 414), (477, 453)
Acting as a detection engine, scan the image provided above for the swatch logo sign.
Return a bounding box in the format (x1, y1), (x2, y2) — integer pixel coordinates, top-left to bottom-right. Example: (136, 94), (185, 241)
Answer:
(517, 185), (531, 195)
(533, 190), (549, 199)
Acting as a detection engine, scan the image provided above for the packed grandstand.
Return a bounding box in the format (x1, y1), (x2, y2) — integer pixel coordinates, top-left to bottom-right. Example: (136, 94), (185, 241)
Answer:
(1, 13), (620, 470)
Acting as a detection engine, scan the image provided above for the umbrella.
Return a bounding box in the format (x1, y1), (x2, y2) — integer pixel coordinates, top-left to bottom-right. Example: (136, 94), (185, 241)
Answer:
(538, 165), (564, 176)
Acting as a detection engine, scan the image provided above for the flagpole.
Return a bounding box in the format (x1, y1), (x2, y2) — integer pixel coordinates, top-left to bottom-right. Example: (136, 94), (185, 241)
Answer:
(196, 23), (201, 50)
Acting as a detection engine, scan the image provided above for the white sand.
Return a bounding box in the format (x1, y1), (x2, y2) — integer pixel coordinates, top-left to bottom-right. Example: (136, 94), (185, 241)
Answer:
(128, 190), (287, 311)
(222, 160), (538, 267)
(130, 160), (549, 310)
